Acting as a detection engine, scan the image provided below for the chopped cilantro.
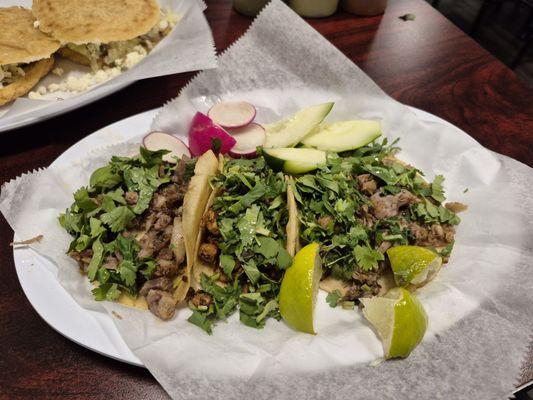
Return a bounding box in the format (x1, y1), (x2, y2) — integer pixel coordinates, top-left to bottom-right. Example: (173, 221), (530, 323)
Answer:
(326, 289), (342, 307)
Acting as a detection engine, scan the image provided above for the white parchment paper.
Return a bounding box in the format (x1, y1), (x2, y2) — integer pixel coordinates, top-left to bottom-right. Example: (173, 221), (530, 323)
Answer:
(1, 1), (532, 399)
(0, 0), (216, 130)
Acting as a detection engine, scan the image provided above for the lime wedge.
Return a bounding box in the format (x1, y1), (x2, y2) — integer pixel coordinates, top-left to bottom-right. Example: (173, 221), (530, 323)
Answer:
(387, 245), (442, 288)
(361, 287), (428, 359)
(279, 243), (322, 334)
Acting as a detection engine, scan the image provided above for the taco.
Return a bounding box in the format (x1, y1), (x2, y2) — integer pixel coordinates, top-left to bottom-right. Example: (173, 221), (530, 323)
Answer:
(186, 155), (299, 334)
(60, 148), (218, 320)
(0, 7), (60, 105)
(289, 141), (466, 306)
(33, 0), (179, 71)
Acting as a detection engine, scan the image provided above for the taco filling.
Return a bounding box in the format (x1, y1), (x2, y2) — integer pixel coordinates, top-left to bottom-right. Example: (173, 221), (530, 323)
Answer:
(60, 148), (199, 320)
(291, 139), (463, 305)
(62, 10), (180, 72)
(0, 64), (26, 87)
(189, 157), (294, 334)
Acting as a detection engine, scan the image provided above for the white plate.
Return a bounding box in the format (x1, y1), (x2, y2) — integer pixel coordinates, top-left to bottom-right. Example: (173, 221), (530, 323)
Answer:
(12, 106), (455, 367)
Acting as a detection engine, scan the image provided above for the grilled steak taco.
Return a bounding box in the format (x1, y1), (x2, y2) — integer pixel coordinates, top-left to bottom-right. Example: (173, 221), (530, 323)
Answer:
(60, 148), (218, 320)
(289, 140), (465, 305)
(0, 7), (59, 106)
(185, 155), (299, 333)
(32, 0), (179, 71)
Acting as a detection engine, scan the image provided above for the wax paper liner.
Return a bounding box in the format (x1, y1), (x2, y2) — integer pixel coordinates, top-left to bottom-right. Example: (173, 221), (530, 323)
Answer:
(1, 1), (532, 399)
(0, 0), (216, 129)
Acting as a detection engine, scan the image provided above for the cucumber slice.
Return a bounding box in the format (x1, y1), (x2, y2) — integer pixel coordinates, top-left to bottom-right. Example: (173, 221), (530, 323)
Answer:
(301, 120), (381, 152)
(263, 148), (327, 174)
(264, 102), (334, 149)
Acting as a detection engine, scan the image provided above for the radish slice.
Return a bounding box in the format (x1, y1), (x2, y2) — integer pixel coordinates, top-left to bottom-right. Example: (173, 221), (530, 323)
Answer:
(207, 101), (256, 129)
(143, 131), (191, 163)
(188, 112), (237, 156)
(228, 123), (266, 158)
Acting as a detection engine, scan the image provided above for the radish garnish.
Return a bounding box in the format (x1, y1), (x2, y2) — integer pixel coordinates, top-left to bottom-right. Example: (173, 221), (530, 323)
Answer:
(207, 101), (256, 129)
(228, 123), (266, 158)
(143, 132), (191, 163)
(188, 112), (237, 156)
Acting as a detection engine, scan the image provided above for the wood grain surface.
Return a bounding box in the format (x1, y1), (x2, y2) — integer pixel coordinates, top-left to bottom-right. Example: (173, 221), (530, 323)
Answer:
(0, 0), (531, 398)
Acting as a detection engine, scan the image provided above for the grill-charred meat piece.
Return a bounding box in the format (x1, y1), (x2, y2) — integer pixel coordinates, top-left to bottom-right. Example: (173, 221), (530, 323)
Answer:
(146, 289), (176, 320)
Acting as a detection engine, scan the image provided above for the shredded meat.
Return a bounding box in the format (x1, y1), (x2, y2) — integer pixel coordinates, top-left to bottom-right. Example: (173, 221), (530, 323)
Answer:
(154, 259), (179, 277)
(157, 247), (174, 261)
(199, 243), (218, 264)
(146, 289), (176, 320)
(125, 191), (139, 205)
(318, 215), (334, 229)
(356, 204), (375, 228)
(151, 184), (181, 211)
(356, 174), (378, 195)
(204, 209), (220, 235)
(139, 277), (173, 297)
(69, 249), (93, 272)
(445, 202), (468, 213)
(154, 213), (172, 230)
(190, 291), (213, 308)
(102, 256), (119, 270)
(370, 189), (419, 218)
(172, 157), (190, 185)
(408, 222), (455, 247)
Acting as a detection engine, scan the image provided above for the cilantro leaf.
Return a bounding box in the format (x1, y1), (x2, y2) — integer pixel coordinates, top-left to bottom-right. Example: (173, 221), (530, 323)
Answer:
(87, 238), (104, 280)
(326, 289), (342, 307)
(92, 283), (121, 301)
(431, 175), (446, 203)
(118, 260), (137, 287)
(100, 206), (135, 232)
(354, 245), (384, 271)
(220, 254), (236, 277)
(242, 260), (261, 284)
(188, 310), (213, 334)
(89, 165), (122, 189)
(276, 247), (292, 270)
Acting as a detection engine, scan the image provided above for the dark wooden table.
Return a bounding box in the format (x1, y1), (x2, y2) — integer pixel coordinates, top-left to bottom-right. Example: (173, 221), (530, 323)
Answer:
(1, 0), (532, 398)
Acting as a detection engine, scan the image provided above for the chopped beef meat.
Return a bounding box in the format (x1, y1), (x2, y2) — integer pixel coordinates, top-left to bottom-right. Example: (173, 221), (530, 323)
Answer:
(356, 204), (375, 228)
(370, 189), (419, 218)
(190, 291), (213, 308)
(139, 277), (173, 297)
(154, 213), (172, 230)
(408, 222), (455, 247)
(102, 256), (119, 270)
(125, 191), (139, 205)
(151, 184), (181, 211)
(445, 202), (468, 213)
(172, 157), (190, 185)
(69, 248), (93, 272)
(204, 209), (220, 235)
(356, 174), (378, 195)
(146, 289), (175, 320)
(199, 243), (218, 264)
(318, 215), (334, 229)
(154, 259), (179, 278)
(157, 247), (174, 261)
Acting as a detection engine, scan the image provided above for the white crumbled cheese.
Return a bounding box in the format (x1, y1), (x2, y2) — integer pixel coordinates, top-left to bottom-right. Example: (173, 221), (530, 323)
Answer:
(37, 86), (47, 95)
(122, 48), (147, 69)
(0, 64), (25, 88)
(52, 67), (64, 76)
(33, 20), (40, 28)
(28, 91), (43, 99)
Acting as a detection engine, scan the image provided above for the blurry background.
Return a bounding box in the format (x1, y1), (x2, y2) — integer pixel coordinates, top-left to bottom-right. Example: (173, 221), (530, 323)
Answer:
(427, 0), (533, 86)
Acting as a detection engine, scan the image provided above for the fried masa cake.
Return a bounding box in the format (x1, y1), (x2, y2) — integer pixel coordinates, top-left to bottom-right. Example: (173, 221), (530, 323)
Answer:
(32, 0), (179, 71)
(0, 7), (59, 106)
